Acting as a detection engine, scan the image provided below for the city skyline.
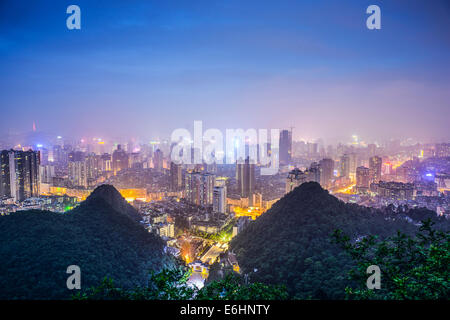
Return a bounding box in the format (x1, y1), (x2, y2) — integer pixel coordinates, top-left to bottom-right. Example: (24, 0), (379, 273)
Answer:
(1, 0), (449, 143)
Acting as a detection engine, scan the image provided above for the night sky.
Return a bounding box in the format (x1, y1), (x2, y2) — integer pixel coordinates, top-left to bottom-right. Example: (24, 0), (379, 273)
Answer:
(1, 0), (449, 143)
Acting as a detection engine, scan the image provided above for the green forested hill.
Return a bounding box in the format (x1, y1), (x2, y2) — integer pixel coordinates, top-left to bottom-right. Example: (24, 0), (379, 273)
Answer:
(230, 182), (446, 299)
(0, 185), (170, 299)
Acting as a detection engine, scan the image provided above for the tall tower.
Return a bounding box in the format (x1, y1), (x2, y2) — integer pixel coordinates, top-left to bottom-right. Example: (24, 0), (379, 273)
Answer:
(319, 158), (334, 188)
(5, 150), (40, 202)
(369, 156), (382, 183)
(279, 129), (292, 166)
(236, 157), (255, 201)
(170, 161), (182, 191)
(185, 171), (215, 207)
(153, 149), (164, 172)
(112, 145), (129, 175)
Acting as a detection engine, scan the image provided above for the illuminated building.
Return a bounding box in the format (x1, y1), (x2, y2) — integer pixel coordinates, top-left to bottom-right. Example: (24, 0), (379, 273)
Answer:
(119, 188), (147, 202)
(215, 176), (227, 188)
(112, 145), (129, 175)
(286, 168), (307, 194)
(52, 145), (69, 165)
(68, 151), (88, 188)
(213, 185), (227, 214)
(309, 162), (321, 184)
(159, 223), (175, 238)
(252, 192), (262, 208)
(39, 165), (55, 184)
(372, 181), (414, 200)
(340, 154), (350, 178)
(236, 157), (255, 204)
(369, 156), (382, 183)
(342, 153), (358, 181)
(435, 173), (450, 191)
(0, 150), (10, 198)
(435, 143), (450, 158)
(279, 129), (292, 165)
(233, 206), (264, 220)
(185, 171), (215, 207)
(100, 153), (112, 172)
(285, 164), (322, 194)
(356, 166), (371, 193)
(0, 150), (40, 202)
(85, 153), (101, 183)
(170, 161), (183, 191)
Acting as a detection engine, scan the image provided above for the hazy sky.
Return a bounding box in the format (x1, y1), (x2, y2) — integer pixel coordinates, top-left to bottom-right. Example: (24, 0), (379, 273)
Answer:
(1, 0), (449, 144)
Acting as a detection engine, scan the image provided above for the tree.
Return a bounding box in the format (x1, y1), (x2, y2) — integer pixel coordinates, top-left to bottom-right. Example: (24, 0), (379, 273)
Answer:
(74, 267), (288, 300)
(332, 219), (449, 300)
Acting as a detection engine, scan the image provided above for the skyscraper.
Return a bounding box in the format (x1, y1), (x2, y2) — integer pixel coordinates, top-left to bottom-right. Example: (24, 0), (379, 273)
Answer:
(340, 153), (357, 180)
(0, 150), (40, 202)
(279, 129), (292, 166)
(170, 161), (183, 192)
(153, 149), (164, 172)
(0, 150), (11, 198)
(319, 158), (334, 188)
(112, 145), (129, 175)
(236, 157), (255, 202)
(213, 185), (227, 214)
(185, 171), (215, 207)
(68, 151), (88, 188)
(369, 156), (382, 183)
(340, 154), (350, 178)
(356, 166), (371, 193)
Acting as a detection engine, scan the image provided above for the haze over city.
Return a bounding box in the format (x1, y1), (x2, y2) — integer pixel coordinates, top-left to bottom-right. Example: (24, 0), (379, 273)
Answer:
(0, 0), (449, 306)
(1, 0), (449, 144)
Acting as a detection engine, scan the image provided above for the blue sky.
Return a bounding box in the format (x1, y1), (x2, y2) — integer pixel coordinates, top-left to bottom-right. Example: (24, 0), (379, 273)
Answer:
(0, 0), (449, 143)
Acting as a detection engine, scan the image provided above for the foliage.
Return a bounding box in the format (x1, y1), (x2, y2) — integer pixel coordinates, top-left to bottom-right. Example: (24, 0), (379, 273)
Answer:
(230, 182), (448, 299)
(74, 267), (288, 300)
(0, 185), (169, 299)
(332, 219), (450, 299)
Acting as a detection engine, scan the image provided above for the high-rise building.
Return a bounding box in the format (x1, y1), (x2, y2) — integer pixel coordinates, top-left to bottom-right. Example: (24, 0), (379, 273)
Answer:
(307, 142), (318, 158)
(100, 153), (112, 172)
(286, 168), (307, 194)
(340, 154), (350, 178)
(112, 145), (129, 175)
(153, 149), (164, 171)
(369, 156), (382, 183)
(0, 150), (11, 198)
(319, 158), (334, 188)
(213, 185), (227, 214)
(340, 153), (357, 180)
(86, 153), (101, 182)
(236, 157), (255, 202)
(356, 166), (371, 193)
(309, 162), (321, 184)
(279, 129), (292, 166)
(285, 165), (320, 194)
(39, 165), (55, 184)
(185, 171), (215, 207)
(0, 150), (40, 202)
(68, 151), (88, 188)
(170, 162), (183, 191)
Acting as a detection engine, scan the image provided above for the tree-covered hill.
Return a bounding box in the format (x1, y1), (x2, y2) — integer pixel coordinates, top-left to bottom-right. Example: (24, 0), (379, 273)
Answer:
(0, 185), (171, 299)
(230, 182), (447, 299)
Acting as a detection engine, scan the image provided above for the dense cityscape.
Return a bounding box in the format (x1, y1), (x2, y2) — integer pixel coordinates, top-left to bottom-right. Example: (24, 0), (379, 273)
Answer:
(1, 0), (449, 307)
(1, 129), (449, 288)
